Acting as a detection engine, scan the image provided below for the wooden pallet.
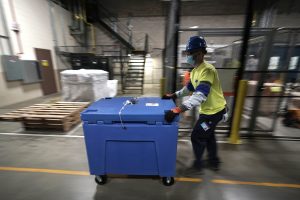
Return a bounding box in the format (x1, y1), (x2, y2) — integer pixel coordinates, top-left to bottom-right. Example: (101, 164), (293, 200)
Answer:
(0, 105), (46, 121)
(0, 102), (90, 132)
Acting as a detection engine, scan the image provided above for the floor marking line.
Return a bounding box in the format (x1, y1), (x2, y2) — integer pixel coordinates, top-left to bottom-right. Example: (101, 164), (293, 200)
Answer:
(212, 179), (300, 189)
(0, 167), (201, 183)
(175, 177), (202, 183)
(1, 167), (299, 187)
(0, 167), (89, 176)
(68, 124), (82, 136)
(0, 133), (84, 138)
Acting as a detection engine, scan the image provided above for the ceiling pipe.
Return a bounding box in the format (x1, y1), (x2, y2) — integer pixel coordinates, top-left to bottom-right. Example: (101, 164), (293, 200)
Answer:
(0, 0), (13, 54)
(8, 0), (23, 56)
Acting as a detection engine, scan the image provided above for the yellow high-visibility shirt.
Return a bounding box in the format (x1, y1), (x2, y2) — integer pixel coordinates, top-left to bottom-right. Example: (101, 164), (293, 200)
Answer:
(190, 61), (226, 115)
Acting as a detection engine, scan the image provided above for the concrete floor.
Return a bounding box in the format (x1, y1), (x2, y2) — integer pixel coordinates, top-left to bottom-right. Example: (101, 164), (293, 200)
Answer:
(0, 134), (299, 200)
(0, 88), (300, 199)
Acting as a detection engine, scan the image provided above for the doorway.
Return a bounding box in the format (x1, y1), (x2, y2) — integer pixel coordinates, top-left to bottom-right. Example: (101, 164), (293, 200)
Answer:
(35, 48), (58, 95)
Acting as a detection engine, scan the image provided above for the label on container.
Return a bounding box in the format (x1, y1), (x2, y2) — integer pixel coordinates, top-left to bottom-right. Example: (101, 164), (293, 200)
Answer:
(146, 103), (159, 107)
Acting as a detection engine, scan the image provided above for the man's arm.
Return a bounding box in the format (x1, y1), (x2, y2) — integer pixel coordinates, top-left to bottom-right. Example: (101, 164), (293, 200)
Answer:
(164, 81), (211, 123)
(179, 81), (211, 111)
(175, 81), (195, 98)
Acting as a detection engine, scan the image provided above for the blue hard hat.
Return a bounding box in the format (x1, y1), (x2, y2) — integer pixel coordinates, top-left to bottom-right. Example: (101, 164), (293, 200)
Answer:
(186, 36), (207, 53)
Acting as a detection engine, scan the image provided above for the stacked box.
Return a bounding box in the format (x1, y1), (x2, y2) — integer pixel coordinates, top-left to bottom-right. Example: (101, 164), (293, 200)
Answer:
(60, 69), (109, 102)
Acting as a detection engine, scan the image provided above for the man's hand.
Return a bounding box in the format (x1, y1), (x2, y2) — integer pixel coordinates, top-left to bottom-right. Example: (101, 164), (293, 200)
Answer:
(222, 112), (229, 122)
(162, 93), (177, 102)
(222, 106), (229, 122)
(164, 107), (182, 123)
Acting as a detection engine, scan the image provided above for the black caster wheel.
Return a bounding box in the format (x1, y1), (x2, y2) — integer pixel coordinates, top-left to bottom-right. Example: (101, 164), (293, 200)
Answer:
(95, 175), (107, 185)
(162, 177), (175, 186)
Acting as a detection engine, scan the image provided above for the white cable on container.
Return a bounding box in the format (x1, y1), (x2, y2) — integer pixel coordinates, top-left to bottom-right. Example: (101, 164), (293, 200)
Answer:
(119, 100), (131, 129)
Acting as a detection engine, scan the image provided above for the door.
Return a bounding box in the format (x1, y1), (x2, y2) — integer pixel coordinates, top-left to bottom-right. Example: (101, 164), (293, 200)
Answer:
(35, 48), (58, 95)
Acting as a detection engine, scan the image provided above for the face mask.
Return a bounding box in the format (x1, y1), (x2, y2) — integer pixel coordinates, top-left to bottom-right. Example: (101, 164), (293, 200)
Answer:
(187, 55), (195, 66)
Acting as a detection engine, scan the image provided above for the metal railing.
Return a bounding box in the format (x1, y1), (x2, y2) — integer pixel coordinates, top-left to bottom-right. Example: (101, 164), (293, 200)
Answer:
(97, 3), (133, 49)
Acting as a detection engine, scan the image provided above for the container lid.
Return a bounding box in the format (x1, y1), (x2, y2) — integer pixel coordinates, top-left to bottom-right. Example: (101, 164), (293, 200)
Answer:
(81, 97), (178, 124)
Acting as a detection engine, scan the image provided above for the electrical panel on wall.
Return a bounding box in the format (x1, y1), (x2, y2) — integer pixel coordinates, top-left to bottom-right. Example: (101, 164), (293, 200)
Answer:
(1, 55), (42, 84)
(1, 55), (23, 81)
(20, 60), (42, 84)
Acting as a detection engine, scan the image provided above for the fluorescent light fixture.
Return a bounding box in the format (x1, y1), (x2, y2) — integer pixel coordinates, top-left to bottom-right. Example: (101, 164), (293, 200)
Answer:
(161, 0), (203, 2)
(190, 26), (199, 29)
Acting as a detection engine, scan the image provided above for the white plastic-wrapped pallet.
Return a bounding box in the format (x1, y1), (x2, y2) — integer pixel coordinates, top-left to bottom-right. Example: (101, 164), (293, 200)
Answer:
(60, 70), (78, 101)
(60, 69), (109, 102)
(107, 80), (118, 97)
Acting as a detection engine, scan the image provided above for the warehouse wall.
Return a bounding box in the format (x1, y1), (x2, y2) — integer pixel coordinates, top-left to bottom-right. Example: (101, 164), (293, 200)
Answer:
(180, 15), (245, 45)
(274, 13), (300, 27)
(51, 2), (79, 71)
(96, 14), (300, 51)
(95, 27), (116, 46)
(0, 0), (77, 107)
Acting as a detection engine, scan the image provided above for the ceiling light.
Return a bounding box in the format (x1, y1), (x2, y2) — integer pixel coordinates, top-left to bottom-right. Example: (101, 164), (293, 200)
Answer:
(189, 26), (199, 29)
(161, 0), (203, 2)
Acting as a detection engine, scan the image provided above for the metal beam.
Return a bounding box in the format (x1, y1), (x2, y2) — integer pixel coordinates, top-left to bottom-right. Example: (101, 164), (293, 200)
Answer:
(179, 27), (300, 37)
(248, 30), (276, 134)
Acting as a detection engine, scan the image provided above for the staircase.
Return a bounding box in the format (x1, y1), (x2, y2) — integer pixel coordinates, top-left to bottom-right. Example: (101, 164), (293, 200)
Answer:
(85, 1), (149, 94)
(123, 51), (146, 94)
(86, 1), (134, 51)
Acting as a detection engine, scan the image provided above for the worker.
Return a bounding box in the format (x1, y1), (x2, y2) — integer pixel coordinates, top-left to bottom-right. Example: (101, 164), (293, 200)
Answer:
(163, 36), (228, 173)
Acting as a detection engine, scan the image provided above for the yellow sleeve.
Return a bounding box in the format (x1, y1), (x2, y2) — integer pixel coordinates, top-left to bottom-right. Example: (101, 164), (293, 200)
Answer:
(198, 68), (214, 85)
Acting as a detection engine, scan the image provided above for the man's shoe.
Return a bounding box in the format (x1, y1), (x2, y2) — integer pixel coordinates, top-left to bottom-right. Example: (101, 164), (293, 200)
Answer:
(208, 162), (220, 171)
(184, 166), (203, 176)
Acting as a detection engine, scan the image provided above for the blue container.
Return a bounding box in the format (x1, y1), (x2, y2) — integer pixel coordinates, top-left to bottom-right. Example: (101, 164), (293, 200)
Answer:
(81, 97), (179, 181)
